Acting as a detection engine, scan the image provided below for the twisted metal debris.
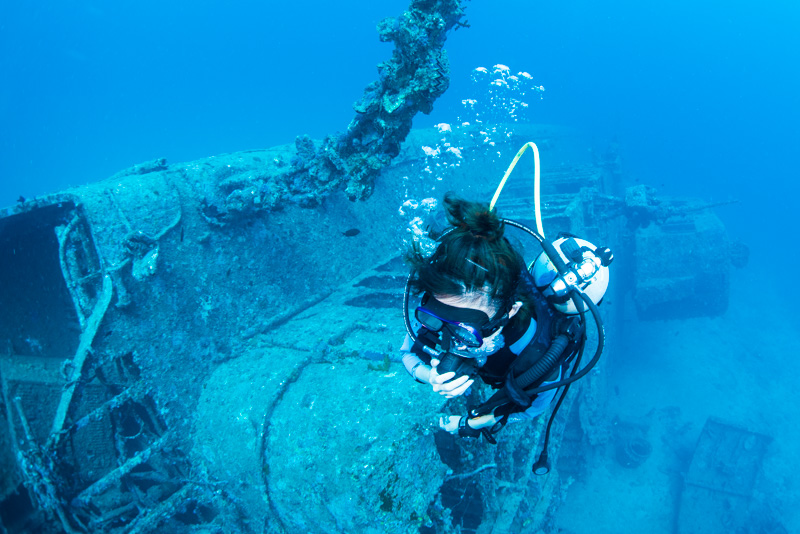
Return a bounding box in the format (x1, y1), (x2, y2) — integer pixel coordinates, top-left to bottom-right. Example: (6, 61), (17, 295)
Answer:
(294, 0), (469, 201)
(199, 0), (469, 224)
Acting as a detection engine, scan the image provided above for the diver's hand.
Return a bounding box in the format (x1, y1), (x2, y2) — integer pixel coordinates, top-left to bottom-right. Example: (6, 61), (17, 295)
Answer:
(439, 415), (461, 434)
(429, 359), (474, 398)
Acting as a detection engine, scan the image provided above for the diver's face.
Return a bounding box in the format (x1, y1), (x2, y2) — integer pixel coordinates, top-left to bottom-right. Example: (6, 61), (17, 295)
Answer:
(434, 293), (521, 351)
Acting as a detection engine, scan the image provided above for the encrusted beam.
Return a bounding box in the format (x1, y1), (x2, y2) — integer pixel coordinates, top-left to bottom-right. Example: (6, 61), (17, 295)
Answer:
(47, 273), (114, 447)
(73, 433), (171, 508)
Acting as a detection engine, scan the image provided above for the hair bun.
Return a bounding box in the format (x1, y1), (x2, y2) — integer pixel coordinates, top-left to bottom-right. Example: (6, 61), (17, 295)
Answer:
(443, 191), (504, 242)
(465, 209), (503, 241)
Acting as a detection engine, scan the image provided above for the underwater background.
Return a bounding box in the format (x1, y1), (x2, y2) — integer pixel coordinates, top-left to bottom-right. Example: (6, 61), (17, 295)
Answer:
(3, 0), (798, 256)
(1, 1), (799, 533)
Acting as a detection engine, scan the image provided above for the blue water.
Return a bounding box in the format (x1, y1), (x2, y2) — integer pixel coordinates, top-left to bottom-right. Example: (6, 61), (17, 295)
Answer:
(0, 0), (404, 202)
(3, 1), (798, 267)
(2, 1), (798, 231)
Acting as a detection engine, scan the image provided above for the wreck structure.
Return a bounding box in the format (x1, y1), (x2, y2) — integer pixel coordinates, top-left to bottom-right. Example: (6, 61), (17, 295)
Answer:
(0, 119), (744, 533)
(0, 0), (751, 532)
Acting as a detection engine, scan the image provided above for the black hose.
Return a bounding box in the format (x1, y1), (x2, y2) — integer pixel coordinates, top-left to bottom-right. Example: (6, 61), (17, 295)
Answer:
(403, 270), (417, 342)
(533, 304), (586, 474)
(514, 335), (570, 388)
(514, 289), (604, 396)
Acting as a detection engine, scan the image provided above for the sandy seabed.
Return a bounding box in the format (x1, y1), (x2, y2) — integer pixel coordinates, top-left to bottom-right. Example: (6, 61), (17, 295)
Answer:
(556, 268), (799, 534)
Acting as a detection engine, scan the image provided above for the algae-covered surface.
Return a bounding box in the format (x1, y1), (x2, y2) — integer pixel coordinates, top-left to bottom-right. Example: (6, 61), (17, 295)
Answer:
(192, 266), (449, 533)
(268, 361), (445, 533)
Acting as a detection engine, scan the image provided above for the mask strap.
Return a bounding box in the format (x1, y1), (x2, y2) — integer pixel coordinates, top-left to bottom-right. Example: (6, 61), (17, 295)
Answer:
(440, 329), (453, 352)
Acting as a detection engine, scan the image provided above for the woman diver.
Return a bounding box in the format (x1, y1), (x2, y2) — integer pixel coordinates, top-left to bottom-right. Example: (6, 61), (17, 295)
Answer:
(400, 188), (611, 471)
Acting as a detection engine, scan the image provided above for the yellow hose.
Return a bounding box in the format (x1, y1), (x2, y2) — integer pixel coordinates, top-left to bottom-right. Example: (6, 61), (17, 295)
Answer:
(489, 142), (544, 238)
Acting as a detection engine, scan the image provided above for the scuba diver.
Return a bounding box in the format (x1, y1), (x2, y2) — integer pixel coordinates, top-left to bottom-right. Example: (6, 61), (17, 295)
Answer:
(400, 143), (612, 474)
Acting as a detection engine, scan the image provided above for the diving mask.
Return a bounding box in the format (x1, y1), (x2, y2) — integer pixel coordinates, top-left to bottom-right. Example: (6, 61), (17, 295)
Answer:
(415, 294), (510, 349)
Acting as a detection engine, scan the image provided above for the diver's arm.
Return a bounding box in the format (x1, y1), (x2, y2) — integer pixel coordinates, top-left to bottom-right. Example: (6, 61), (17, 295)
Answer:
(401, 334), (433, 383)
(402, 351), (433, 383)
(440, 413), (498, 434)
(467, 413), (497, 428)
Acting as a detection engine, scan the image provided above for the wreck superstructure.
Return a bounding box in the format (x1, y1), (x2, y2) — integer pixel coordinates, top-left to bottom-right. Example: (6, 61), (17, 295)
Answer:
(0, 121), (743, 533)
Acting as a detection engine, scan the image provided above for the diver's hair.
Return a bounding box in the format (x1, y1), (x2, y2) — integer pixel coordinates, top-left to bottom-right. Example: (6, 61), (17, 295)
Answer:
(406, 192), (528, 313)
